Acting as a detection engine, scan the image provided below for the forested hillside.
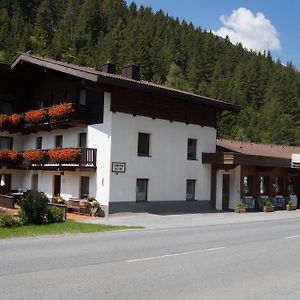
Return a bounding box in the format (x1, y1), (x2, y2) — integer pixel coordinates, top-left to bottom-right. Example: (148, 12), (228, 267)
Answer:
(1, 0), (300, 145)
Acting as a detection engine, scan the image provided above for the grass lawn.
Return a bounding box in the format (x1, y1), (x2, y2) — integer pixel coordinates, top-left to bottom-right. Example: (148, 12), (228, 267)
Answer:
(0, 220), (142, 239)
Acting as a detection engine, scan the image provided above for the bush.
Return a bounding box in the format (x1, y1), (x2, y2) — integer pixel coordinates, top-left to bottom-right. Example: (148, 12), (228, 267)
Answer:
(19, 192), (48, 224)
(47, 206), (64, 223)
(0, 214), (23, 228)
(17, 210), (29, 226)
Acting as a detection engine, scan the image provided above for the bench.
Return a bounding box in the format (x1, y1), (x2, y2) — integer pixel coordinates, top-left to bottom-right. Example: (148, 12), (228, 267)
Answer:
(67, 199), (81, 214)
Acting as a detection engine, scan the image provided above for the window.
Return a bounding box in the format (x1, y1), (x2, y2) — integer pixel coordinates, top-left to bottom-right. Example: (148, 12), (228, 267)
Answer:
(259, 176), (269, 195)
(273, 176), (283, 195)
(138, 133), (150, 156)
(36, 137), (42, 149)
(187, 139), (197, 160)
(186, 180), (196, 201)
(136, 179), (148, 202)
(55, 135), (63, 148)
(0, 136), (13, 149)
(80, 176), (89, 198)
(79, 133), (87, 148)
(79, 89), (87, 105)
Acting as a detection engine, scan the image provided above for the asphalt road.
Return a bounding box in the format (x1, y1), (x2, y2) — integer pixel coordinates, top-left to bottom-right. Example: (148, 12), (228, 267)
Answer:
(1, 218), (300, 300)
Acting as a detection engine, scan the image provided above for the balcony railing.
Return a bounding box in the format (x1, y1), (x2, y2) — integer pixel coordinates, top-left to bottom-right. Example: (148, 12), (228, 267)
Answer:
(0, 148), (97, 171)
(0, 103), (89, 133)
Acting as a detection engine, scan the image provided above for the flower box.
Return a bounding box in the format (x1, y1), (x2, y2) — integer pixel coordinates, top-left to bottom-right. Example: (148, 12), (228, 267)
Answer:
(48, 103), (74, 120)
(234, 207), (246, 213)
(24, 109), (46, 124)
(23, 150), (47, 163)
(48, 148), (81, 163)
(286, 204), (296, 211)
(0, 150), (21, 163)
(263, 206), (274, 212)
(9, 114), (22, 127)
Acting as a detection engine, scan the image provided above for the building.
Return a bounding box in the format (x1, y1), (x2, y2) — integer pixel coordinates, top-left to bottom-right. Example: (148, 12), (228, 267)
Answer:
(203, 139), (300, 210)
(0, 53), (240, 215)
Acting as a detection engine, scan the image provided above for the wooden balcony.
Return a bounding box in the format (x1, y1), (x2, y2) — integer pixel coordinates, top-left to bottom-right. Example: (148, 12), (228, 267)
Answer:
(0, 103), (90, 134)
(0, 148), (97, 171)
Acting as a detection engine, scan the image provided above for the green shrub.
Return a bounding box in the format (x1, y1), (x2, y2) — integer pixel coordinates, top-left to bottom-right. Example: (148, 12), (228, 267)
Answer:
(264, 200), (272, 207)
(16, 210), (29, 226)
(47, 206), (64, 223)
(19, 192), (48, 224)
(0, 214), (23, 228)
(235, 201), (245, 208)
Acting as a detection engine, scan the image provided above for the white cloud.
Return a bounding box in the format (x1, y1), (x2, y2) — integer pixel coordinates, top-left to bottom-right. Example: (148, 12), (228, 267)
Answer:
(213, 7), (281, 52)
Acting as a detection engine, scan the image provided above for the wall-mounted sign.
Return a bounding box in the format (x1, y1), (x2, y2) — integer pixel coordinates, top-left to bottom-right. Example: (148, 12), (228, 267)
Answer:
(112, 162), (126, 173)
(291, 154), (300, 169)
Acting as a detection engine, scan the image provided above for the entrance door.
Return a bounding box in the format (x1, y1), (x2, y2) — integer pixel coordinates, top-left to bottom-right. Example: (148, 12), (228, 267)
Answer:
(222, 174), (230, 210)
(0, 174), (11, 195)
(53, 175), (61, 196)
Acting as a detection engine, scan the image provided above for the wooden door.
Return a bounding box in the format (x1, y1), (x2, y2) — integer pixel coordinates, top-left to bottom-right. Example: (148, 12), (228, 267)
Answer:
(53, 175), (61, 196)
(0, 174), (11, 195)
(222, 174), (230, 210)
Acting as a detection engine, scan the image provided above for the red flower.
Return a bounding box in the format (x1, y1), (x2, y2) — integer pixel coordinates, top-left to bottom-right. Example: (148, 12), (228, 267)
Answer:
(0, 150), (20, 162)
(25, 109), (46, 124)
(7, 150), (20, 162)
(23, 150), (47, 163)
(9, 114), (22, 126)
(48, 148), (81, 162)
(48, 103), (74, 120)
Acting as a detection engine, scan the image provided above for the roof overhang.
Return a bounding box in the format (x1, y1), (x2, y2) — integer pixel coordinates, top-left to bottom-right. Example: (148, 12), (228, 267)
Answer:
(11, 54), (98, 82)
(202, 152), (291, 169)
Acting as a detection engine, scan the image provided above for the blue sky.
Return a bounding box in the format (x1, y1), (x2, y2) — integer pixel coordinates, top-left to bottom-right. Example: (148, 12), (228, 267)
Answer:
(126, 0), (299, 68)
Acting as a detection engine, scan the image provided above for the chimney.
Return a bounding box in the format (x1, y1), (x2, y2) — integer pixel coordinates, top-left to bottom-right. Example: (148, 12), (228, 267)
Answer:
(121, 65), (140, 81)
(99, 62), (116, 74)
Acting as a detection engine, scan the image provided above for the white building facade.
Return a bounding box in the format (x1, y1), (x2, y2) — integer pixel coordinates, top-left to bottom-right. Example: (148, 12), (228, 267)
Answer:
(0, 54), (239, 215)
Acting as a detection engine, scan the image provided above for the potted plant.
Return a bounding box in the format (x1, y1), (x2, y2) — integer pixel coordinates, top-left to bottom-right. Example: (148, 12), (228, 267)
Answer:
(263, 200), (274, 212)
(52, 194), (66, 205)
(24, 108), (46, 124)
(23, 150), (47, 163)
(48, 148), (81, 163)
(0, 150), (20, 163)
(235, 201), (246, 213)
(286, 199), (296, 211)
(9, 114), (22, 127)
(48, 103), (74, 120)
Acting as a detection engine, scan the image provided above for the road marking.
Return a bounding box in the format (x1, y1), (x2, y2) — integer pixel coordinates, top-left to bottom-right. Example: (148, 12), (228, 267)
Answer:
(125, 247), (226, 263)
(284, 235), (300, 240)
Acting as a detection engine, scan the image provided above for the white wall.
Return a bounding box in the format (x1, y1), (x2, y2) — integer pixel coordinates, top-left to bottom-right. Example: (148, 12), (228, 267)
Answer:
(229, 165), (241, 209)
(109, 112), (216, 203)
(216, 170), (224, 210)
(215, 166), (241, 210)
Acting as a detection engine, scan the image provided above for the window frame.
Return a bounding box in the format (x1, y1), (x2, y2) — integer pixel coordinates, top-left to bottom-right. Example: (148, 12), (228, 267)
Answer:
(36, 136), (42, 150)
(187, 138), (197, 160)
(80, 176), (90, 199)
(136, 178), (149, 202)
(79, 132), (87, 148)
(0, 136), (13, 150)
(55, 135), (63, 148)
(137, 132), (150, 157)
(186, 179), (196, 201)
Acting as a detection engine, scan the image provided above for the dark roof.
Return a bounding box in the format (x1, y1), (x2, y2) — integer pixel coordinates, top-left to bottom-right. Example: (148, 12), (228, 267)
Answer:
(11, 53), (240, 112)
(217, 139), (300, 159)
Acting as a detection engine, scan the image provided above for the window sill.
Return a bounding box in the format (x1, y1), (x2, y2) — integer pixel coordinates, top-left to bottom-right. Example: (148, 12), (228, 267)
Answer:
(187, 158), (198, 161)
(138, 154), (151, 158)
